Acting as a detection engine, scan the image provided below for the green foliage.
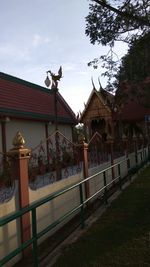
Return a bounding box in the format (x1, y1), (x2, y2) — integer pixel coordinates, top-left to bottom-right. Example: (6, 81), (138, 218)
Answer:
(86, 0), (150, 46)
(73, 123), (87, 143)
(85, 0), (150, 92)
(118, 33), (150, 82)
(115, 33), (150, 107)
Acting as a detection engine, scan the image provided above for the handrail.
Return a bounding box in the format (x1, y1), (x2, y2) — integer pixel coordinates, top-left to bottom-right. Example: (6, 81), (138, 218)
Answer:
(0, 158), (127, 226)
(0, 149), (149, 266)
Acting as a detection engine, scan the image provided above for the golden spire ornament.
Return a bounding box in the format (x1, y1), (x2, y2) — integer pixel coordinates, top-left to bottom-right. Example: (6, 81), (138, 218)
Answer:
(12, 131), (25, 148)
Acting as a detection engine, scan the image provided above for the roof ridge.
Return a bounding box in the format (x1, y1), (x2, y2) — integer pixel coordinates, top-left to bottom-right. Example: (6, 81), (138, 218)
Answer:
(100, 88), (114, 97)
(57, 92), (76, 120)
(0, 72), (52, 94)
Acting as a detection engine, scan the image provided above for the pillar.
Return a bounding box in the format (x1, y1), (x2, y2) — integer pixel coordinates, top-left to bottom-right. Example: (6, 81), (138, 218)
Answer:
(78, 133), (90, 199)
(7, 131), (31, 256)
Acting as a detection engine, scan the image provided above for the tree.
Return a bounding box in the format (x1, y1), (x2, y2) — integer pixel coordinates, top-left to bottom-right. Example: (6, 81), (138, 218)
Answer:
(85, 0), (150, 90)
(86, 0), (150, 45)
(115, 32), (150, 107)
(118, 33), (150, 83)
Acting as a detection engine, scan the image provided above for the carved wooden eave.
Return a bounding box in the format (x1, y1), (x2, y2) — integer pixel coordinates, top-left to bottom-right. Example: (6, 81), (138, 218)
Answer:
(80, 88), (114, 123)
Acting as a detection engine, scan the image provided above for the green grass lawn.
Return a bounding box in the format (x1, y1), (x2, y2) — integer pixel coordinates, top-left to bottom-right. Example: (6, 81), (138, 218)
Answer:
(53, 166), (150, 267)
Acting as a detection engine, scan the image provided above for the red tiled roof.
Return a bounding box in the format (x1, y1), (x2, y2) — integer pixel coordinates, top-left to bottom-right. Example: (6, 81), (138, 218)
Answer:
(116, 80), (150, 122)
(0, 72), (76, 124)
(120, 100), (150, 121)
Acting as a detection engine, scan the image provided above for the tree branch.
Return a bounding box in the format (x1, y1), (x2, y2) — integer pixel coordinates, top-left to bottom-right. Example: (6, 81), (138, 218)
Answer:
(92, 0), (150, 27)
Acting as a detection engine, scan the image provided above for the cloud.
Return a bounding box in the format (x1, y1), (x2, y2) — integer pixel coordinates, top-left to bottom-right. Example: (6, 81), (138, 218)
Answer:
(0, 43), (31, 61)
(76, 71), (87, 76)
(32, 34), (41, 47)
(0, 33), (52, 64)
(63, 62), (77, 72)
(32, 34), (51, 47)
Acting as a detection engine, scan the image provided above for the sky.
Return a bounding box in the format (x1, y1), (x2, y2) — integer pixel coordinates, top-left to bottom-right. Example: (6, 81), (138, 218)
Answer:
(0, 0), (128, 115)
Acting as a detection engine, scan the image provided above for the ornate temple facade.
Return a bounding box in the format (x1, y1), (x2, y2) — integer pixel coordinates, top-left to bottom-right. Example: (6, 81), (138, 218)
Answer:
(80, 86), (118, 142)
(80, 82), (150, 159)
(80, 83), (150, 141)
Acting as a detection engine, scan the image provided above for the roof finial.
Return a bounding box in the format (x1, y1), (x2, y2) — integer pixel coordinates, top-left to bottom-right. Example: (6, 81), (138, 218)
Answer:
(98, 77), (103, 91)
(91, 76), (96, 90)
(45, 66), (63, 89)
(12, 131), (25, 148)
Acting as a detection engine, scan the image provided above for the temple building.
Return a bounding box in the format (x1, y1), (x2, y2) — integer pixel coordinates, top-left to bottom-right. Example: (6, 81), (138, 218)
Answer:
(80, 84), (117, 142)
(0, 72), (77, 153)
(80, 81), (150, 150)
